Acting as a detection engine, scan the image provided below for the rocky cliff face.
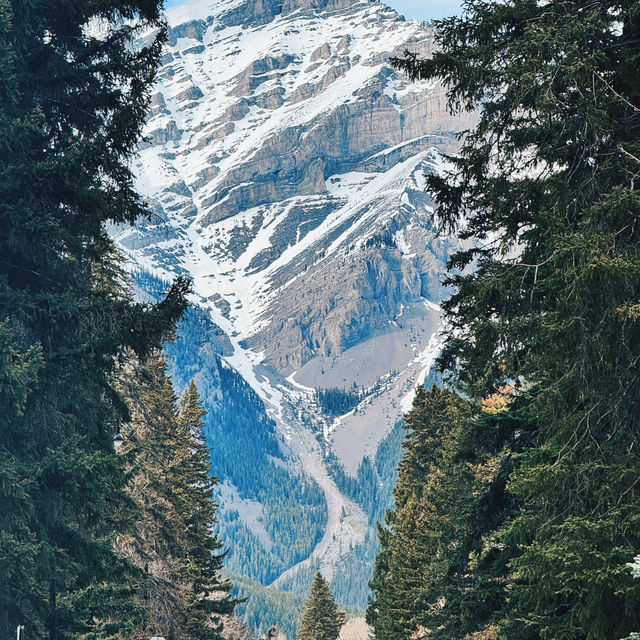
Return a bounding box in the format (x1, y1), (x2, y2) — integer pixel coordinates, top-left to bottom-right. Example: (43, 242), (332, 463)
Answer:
(115, 0), (472, 583)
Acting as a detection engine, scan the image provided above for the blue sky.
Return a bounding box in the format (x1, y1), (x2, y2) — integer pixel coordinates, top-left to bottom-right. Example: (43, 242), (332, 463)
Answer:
(163, 0), (464, 21)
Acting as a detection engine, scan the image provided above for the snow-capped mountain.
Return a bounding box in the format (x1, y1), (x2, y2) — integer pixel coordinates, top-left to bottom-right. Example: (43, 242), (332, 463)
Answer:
(115, 0), (472, 595)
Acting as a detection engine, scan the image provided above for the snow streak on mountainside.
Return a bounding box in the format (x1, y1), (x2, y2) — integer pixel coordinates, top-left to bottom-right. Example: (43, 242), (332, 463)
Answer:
(115, 0), (473, 597)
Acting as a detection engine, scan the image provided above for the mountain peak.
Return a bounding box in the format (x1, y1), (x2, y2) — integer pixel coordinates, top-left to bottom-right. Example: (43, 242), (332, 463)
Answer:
(281, 0), (362, 12)
(122, 0), (475, 617)
(222, 0), (369, 27)
(166, 0), (371, 31)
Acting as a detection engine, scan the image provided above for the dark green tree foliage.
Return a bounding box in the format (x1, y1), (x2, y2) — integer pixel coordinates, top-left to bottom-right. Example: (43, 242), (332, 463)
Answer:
(230, 421), (404, 613)
(178, 380), (237, 640)
(296, 573), (344, 640)
(0, 0), (189, 638)
(117, 357), (190, 640)
(380, 1), (640, 638)
(314, 388), (361, 415)
(118, 358), (234, 640)
(367, 386), (517, 640)
(219, 511), (280, 585)
(232, 577), (307, 640)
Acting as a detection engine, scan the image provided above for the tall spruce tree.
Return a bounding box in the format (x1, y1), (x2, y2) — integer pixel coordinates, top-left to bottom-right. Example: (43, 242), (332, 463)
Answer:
(0, 0), (189, 638)
(297, 572), (344, 640)
(382, 1), (640, 639)
(117, 357), (189, 640)
(117, 359), (235, 640)
(367, 386), (519, 640)
(178, 380), (236, 640)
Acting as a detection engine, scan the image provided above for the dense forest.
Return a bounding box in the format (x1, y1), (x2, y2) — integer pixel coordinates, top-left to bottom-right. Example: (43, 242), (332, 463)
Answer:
(368, 1), (640, 640)
(314, 388), (362, 415)
(0, 0), (230, 639)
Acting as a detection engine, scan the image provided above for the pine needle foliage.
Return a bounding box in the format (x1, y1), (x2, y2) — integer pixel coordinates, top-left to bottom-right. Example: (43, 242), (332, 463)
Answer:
(296, 572), (344, 640)
(368, 386), (520, 640)
(117, 358), (236, 640)
(178, 380), (237, 640)
(371, 1), (640, 639)
(0, 0), (189, 637)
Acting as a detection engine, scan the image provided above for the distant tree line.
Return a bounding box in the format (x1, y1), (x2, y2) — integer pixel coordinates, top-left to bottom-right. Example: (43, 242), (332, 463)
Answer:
(326, 423), (404, 609)
(314, 387), (362, 415)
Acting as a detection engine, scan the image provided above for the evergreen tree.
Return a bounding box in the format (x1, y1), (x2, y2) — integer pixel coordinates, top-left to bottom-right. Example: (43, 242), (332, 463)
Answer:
(383, 1), (640, 639)
(117, 359), (235, 640)
(117, 356), (189, 640)
(296, 572), (344, 640)
(0, 0), (188, 637)
(367, 386), (517, 640)
(178, 380), (236, 640)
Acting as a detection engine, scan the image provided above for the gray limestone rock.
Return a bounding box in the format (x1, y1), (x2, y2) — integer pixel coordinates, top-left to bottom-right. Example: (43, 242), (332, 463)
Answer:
(127, 0), (476, 377)
(167, 19), (207, 45)
(218, 0), (363, 27)
(310, 43), (331, 61)
(141, 119), (181, 147)
(148, 92), (169, 117)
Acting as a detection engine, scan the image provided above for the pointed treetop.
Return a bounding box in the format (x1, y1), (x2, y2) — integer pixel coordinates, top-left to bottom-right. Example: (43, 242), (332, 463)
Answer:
(297, 572), (345, 640)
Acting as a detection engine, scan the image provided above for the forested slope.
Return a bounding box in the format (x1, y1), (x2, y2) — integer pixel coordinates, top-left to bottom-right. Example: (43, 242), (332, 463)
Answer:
(133, 270), (329, 630)
(134, 271), (328, 577)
